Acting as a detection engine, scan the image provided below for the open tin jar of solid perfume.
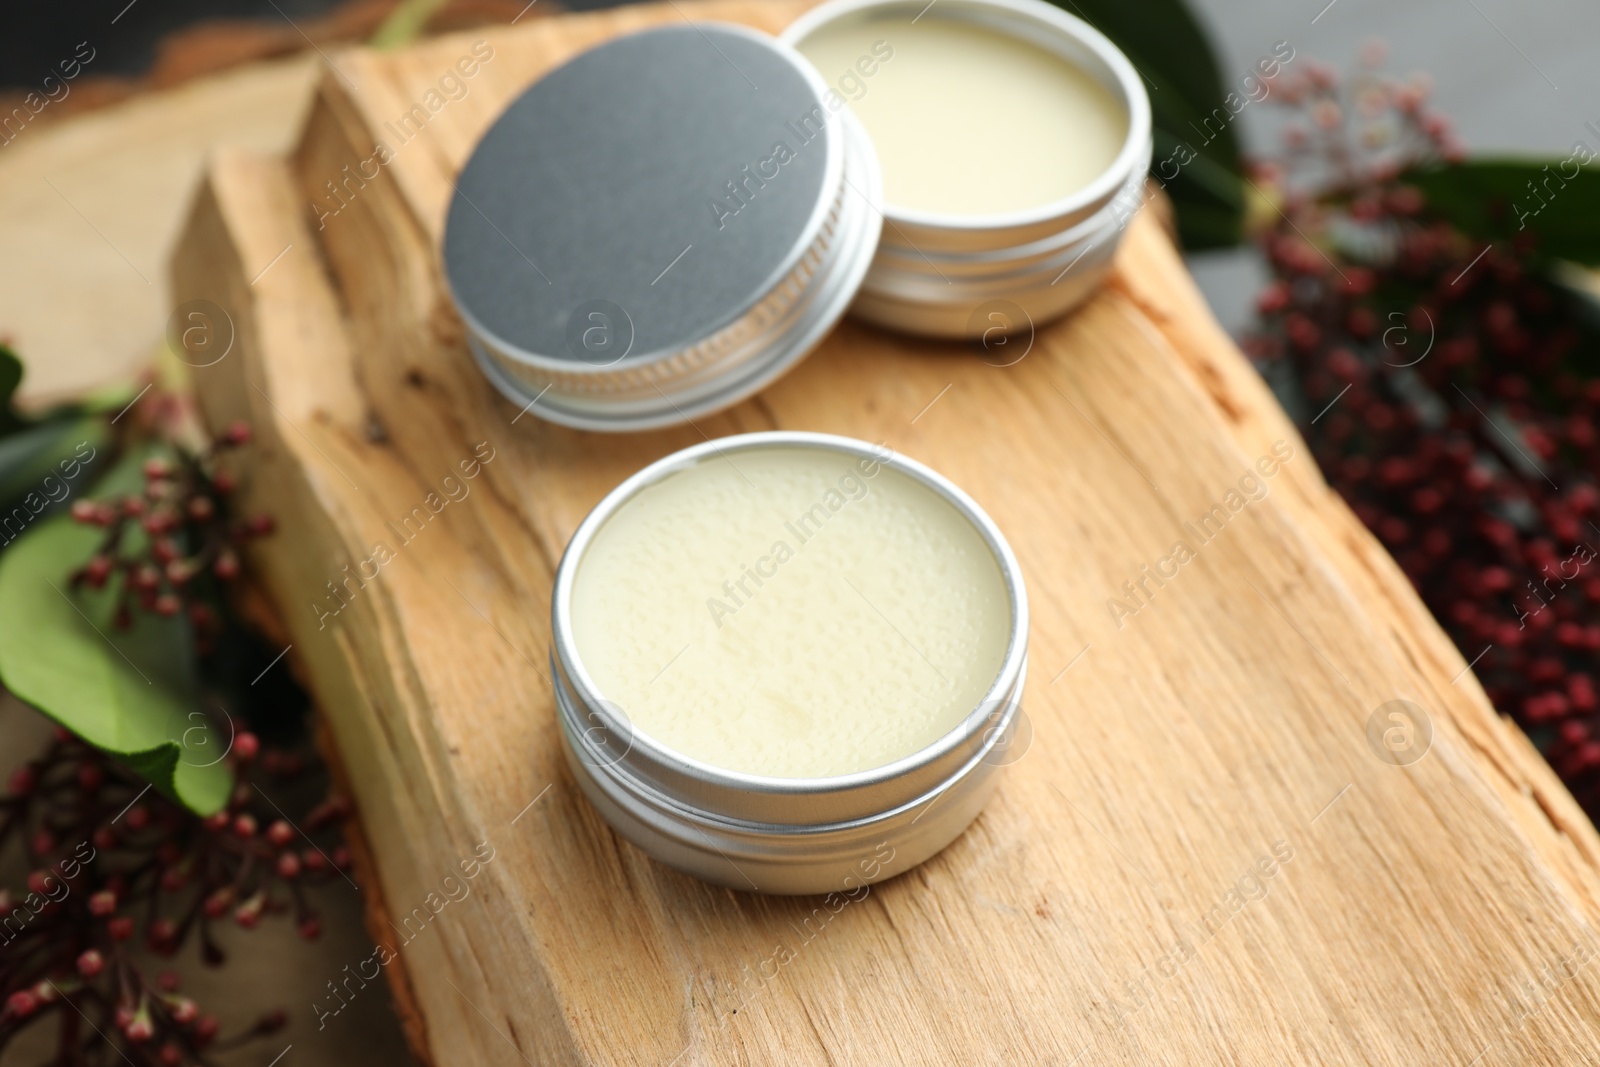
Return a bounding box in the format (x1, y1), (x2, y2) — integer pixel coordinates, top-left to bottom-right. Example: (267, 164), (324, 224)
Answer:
(549, 433), (1029, 894)
(442, 0), (1151, 430)
(785, 0), (1152, 337)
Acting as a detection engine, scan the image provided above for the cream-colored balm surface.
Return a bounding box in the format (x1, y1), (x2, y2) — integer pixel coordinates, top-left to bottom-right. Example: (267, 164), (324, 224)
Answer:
(797, 16), (1128, 216)
(570, 448), (1011, 779)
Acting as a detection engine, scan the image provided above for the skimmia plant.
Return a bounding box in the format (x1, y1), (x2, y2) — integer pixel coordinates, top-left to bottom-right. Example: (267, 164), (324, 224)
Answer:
(0, 367), (356, 1064)
(0, 733), (351, 1065)
(1245, 45), (1600, 813)
(66, 419), (270, 653)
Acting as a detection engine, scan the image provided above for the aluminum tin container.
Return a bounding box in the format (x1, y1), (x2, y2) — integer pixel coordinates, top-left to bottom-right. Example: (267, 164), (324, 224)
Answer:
(550, 432), (1029, 894)
(783, 0), (1154, 338)
(443, 25), (882, 433)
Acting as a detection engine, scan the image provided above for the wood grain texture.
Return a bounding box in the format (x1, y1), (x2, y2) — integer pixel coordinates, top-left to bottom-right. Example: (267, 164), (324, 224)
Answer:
(170, 5), (1600, 1064)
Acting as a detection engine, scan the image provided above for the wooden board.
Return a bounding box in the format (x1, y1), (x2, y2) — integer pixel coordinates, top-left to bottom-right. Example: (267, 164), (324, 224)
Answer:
(170, 4), (1600, 1064)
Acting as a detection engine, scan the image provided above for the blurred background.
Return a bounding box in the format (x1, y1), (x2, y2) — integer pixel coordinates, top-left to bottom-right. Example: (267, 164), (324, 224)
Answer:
(3, 0), (1596, 406)
(2, 0), (1595, 1062)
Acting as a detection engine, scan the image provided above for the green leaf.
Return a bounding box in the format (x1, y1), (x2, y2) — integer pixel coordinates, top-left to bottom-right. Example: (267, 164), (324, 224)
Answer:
(0, 450), (232, 815)
(1407, 160), (1600, 265)
(0, 416), (111, 518)
(1051, 0), (1246, 250)
(369, 0), (450, 48)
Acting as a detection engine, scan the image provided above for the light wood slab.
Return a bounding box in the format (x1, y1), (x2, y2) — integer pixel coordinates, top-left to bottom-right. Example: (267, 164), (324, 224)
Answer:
(170, 4), (1600, 1063)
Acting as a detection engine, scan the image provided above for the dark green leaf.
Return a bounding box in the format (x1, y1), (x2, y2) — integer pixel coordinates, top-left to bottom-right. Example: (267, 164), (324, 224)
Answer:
(1051, 0), (1247, 249)
(0, 416), (111, 523)
(0, 345), (25, 436)
(0, 448), (232, 815)
(1407, 159), (1600, 265)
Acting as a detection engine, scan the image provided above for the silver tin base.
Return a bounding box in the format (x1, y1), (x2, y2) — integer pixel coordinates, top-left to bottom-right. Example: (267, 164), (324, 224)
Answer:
(852, 163), (1149, 338)
(554, 653), (1026, 894)
(549, 432), (1030, 895)
(783, 0), (1153, 339)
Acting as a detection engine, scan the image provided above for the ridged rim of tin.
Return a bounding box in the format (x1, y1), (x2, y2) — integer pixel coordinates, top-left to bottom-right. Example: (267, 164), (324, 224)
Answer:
(450, 26), (885, 432)
(781, 0), (1152, 237)
(856, 154), (1150, 317)
(552, 653), (1025, 838)
(549, 432), (1030, 827)
(865, 154), (1150, 283)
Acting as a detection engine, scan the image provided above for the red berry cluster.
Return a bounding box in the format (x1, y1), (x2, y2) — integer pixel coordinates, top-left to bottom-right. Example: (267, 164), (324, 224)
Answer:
(68, 421), (271, 653)
(1245, 48), (1600, 811)
(0, 729), (351, 1065)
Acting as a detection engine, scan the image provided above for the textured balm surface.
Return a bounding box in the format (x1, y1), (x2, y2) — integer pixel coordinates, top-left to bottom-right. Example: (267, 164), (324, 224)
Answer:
(569, 448), (1010, 778)
(797, 15), (1127, 215)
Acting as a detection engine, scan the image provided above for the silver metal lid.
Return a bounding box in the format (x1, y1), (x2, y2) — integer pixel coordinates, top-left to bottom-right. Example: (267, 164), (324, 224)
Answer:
(444, 24), (883, 432)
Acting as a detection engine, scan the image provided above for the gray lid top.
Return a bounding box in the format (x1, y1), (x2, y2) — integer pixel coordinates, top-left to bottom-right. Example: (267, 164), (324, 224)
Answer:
(444, 23), (838, 368)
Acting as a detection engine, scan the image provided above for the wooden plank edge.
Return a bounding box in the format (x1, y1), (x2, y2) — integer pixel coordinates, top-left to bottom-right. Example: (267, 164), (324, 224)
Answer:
(231, 578), (435, 1064)
(170, 145), (597, 1067)
(168, 160), (434, 1065)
